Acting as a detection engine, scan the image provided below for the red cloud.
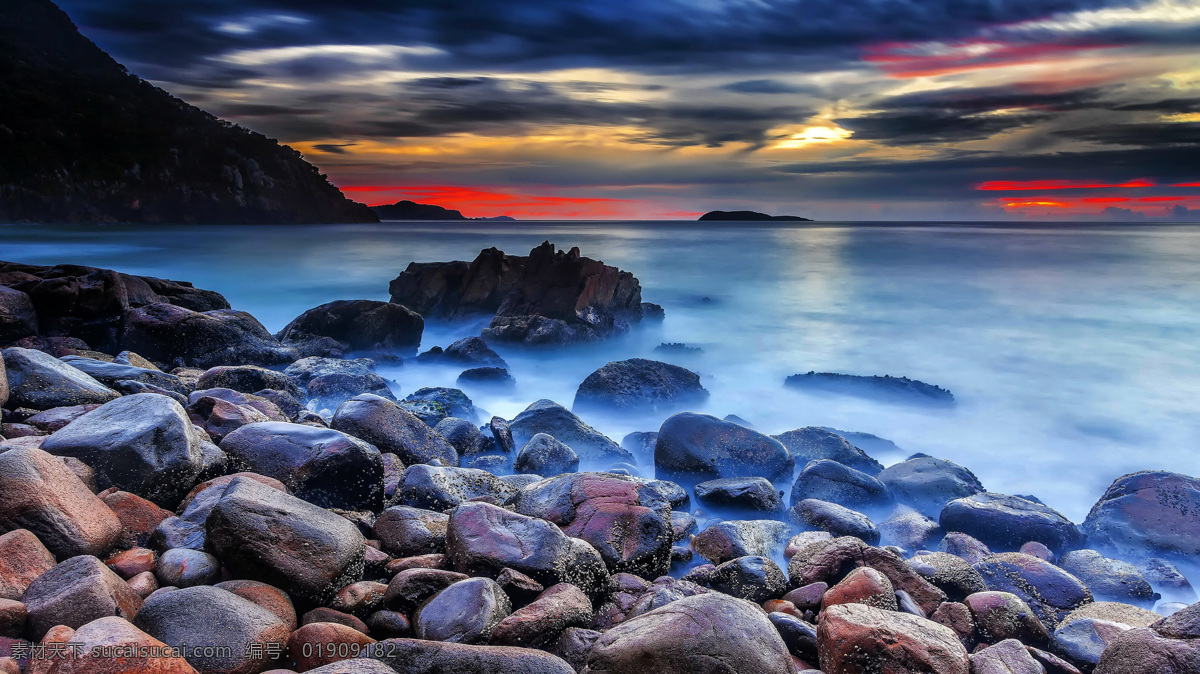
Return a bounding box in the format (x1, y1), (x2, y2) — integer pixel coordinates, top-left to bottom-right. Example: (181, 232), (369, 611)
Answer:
(337, 184), (638, 219)
(976, 179), (1156, 191)
(863, 39), (1114, 79)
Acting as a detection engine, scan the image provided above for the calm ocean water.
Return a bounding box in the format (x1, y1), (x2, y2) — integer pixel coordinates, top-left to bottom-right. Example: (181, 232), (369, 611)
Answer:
(4, 220), (1200, 522)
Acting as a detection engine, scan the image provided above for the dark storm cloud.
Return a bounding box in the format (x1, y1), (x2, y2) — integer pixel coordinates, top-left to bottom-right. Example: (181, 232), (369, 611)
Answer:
(771, 145), (1200, 199)
(1113, 99), (1200, 114)
(722, 80), (817, 95)
(872, 86), (1107, 114)
(838, 110), (1048, 145)
(1056, 123), (1200, 146)
(58, 0), (1138, 75)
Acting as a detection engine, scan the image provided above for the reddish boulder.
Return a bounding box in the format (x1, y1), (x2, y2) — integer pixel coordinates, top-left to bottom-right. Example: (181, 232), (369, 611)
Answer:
(0, 530), (56, 601)
(216, 580), (298, 632)
(0, 448), (122, 558)
(821, 567), (897, 612)
(31, 616), (198, 673)
(583, 593), (793, 674)
(788, 536), (947, 616)
(100, 491), (173, 549)
(288, 622), (377, 672)
(969, 639), (1045, 674)
(1094, 627), (1200, 674)
(490, 583), (594, 649)
(817, 603), (969, 674)
(1084, 471), (1200, 558)
(104, 547), (157, 579)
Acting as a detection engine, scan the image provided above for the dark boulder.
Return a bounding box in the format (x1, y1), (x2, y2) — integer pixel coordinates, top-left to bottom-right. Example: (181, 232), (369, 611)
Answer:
(907, 552), (988, 602)
(2, 346), (118, 409)
(654, 413), (793, 487)
(514, 433), (580, 476)
(395, 464), (518, 512)
(219, 421), (385, 511)
(510, 399), (631, 464)
(572, 359), (708, 413)
(1083, 471), (1200, 558)
(155, 548), (220, 588)
(433, 418), (494, 458)
(308, 372), (396, 413)
(1053, 617), (1132, 669)
(205, 476), (366, 606)
(277, 299), (424, 353)
(878, 456), (985, 518)
(361, 638), (576, 674)
(695, 477), (784, 513)
(196, 364), (299, 398)
(620, 431), (657, 457)
(790, 459), (892, 511)
(415, 577), (511, 644)
(120, 302), (297, 369)
(939, 532), (993, 565)
(458, 367), (515, 389)
(405, 387), (479, 423)
(383, 568), (468, 615)
(374, 506), (449, 558)
(582, 593), (794, 674)
(1058, 549), (1158, 607)
(785, 371), (955, 406)
(788, 498), (880, 545)
(771, 427), (884, 475)
(964, 590), (1050, 646)
(421, 336), (509, 369)
(0, 286), (37, 345)
(708, 555), (787, 604)
(974, 552), (1094, 630)
(446, 501), (609, 598)
(940, 493), (1085, 555)
(41, 393), (207, 508)
(331, 393), (459, 466)
(691, 519), (792, 565)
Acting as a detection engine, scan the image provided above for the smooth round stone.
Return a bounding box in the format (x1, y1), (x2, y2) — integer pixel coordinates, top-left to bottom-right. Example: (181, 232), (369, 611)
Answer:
(155, 548), (221, 588)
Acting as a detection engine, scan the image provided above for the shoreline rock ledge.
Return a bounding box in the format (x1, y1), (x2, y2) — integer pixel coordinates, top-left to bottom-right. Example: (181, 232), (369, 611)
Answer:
(388, 242), (652, 345)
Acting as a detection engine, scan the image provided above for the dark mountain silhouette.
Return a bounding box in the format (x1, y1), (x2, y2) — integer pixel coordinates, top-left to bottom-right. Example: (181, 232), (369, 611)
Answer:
(698, 210), (811, 221)
(0, 0), (377, 224)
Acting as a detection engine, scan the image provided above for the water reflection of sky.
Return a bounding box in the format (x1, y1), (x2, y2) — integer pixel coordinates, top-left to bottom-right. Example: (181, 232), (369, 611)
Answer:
(3, 221), (1200, 522)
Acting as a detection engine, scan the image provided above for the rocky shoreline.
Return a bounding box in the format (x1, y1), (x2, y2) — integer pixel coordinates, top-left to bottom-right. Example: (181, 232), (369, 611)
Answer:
(0, 245), (1198, 673)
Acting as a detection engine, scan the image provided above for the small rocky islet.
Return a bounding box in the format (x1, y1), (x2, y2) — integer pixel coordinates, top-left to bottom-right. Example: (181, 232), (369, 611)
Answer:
(0, 243), (1198, 674)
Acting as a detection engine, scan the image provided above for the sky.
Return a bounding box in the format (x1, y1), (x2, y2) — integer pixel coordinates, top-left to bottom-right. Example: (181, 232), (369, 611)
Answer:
(57, 0), (1200, 220)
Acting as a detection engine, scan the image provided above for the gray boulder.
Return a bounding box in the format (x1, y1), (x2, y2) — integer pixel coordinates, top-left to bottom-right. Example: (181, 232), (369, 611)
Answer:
(772, 427), (884, 475)
(941, 493), (1085, 555)
(791, 459), (892, 511)
(2, 347), (119, 409)
(414, 577), (512, 644)
(331, 393), (459, 467)
(219, 421), (384, 511)
(361, 638), (575, 674)
(1083, 471), (1200, 558)
(396, 464), (518, 512)
(41, 393), (206, 508)
(878, 457), (985, 518)
(514, 433), (580, 476)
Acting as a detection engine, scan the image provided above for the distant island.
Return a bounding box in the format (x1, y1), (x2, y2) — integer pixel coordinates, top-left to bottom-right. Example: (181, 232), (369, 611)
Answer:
(371, 200), (516, 221)
(698, 210), (811, 222)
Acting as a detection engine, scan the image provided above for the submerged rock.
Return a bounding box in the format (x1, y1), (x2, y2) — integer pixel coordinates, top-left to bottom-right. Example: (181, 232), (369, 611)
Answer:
(1083, 471), (1200, 558)
(654, 413), (793, 487)
(1058, 549), (1158, 607)
(572, 358), (708, 413)
(940, 492), (1085, 555)
(771, 427), (884, 475)
(510, 399), (631, 464)
(277, 299), (424, 354)
(785, 371), (955, 406)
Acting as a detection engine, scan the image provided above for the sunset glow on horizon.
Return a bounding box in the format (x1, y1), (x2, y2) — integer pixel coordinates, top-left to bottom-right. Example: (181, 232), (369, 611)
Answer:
(60, 0), (1200, 221)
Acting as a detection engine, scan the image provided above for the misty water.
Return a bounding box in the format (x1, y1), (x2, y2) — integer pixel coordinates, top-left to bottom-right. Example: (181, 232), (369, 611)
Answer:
(5, 220), (1200, 525)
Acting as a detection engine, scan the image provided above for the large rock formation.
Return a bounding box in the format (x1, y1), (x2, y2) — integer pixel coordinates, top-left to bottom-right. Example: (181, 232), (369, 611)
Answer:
(0, 0), (376, 224)
(389, 243), (645, 345)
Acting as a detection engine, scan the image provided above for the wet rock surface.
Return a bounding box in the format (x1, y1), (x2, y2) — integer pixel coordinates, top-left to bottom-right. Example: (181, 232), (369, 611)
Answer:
(572, 358), (708, 413)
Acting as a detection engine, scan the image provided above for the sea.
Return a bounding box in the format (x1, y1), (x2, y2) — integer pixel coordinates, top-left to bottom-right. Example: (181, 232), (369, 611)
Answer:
(4, 220), (1200, 523)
